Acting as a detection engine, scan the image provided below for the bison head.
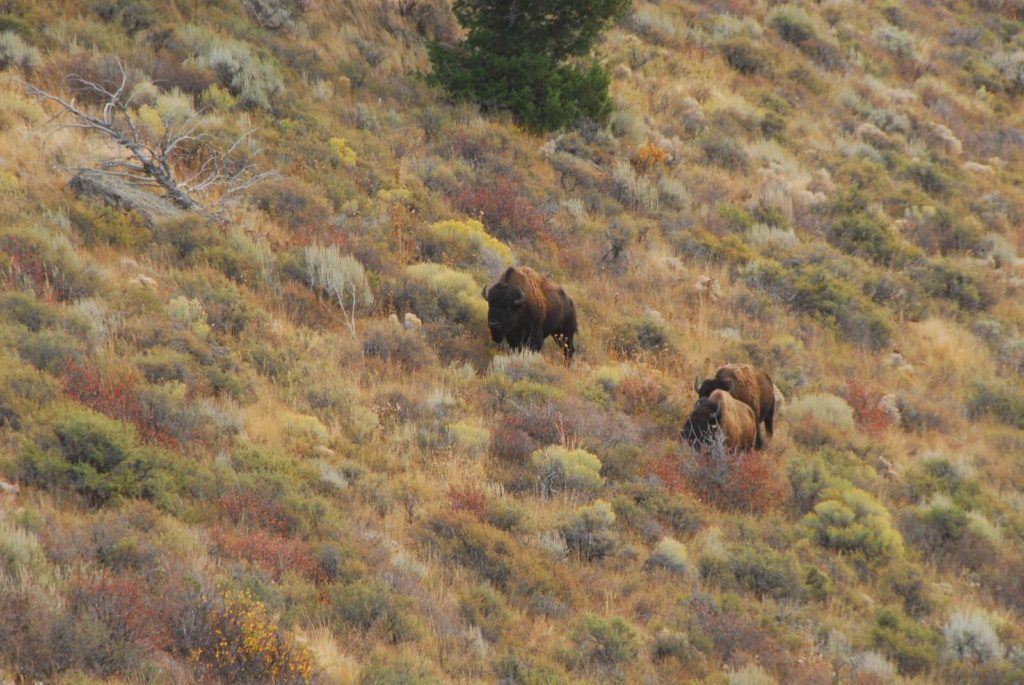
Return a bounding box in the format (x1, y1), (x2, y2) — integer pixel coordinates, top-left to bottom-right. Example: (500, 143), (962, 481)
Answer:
(680, 397), (722, 450)
(694, 374), (733, 398)
(482, 282), (526, 343)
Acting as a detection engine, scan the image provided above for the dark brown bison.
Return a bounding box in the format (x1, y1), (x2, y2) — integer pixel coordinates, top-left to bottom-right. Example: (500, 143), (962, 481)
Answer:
(680, 389), (758, 452)
(695, 364), (775, 446)
(482, 266), (577, 361)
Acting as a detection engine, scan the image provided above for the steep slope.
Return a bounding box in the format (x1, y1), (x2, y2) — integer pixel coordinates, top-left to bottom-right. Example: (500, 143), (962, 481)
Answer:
(1, 1), (1023, 684)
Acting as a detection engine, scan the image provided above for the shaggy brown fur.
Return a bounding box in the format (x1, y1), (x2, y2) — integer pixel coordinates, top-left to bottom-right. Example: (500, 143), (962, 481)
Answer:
(696, 364), (775, 446)
(681, 389), (758, 452)
(482, 266), (577, 360)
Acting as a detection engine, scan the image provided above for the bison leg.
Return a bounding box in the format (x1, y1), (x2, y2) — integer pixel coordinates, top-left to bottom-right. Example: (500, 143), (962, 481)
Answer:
(564, 333), (575, 361)
(754, 423), (764, 450)
(528, 329), (545, 353)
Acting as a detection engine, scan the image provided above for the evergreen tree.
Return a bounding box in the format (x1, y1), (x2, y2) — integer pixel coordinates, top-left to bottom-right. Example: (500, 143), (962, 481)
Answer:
(428, 0), (630, 132)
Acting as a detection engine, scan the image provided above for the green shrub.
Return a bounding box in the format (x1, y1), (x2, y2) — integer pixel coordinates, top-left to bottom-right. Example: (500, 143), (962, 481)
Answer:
(10, 406), (172, 507)
(360, 658), (441, 685)
(0, 518), (49, 578)
(422, 512), (567, 612)
(16, 327), (81, 370)
(560, 500), (617, 562)
(611, 315), (671, 356)
(727, 544), (803, 600)
(331, 578), (421, 643)
(362, 322), (435, 371)
(719, 38), (770, 75)
(401, 263), (485, 326)
(419, 219), (513, 273)
(871, 606), (940, 675)
(911, 259), (992, 312)
(0, 292), (57, 332)
(180, 25), (283, 109)
(701, 134), (751, 170)
(68, 202), (150, 248)
(943, 609), (1004, 664)
(728, 665), (778, 685)
(135, 348), (194, 385)
(249, 177), (331, 231)
(427, 0), (627, 132)
(801, 486), (903, 561)
(55, 408), (136, 473)
(906, 457), (983, 510)
(493, 653), (567, 685)
(531, 446), (604, 496)
(873, 25), (916, 58)
(787, 453), (849, 514)
(0, 30), (40, 72)
(967, 380), (1024, 429)
(741, 259), (894, 349)
(0, 227), (100, 302)
(767, 4), (817, 45)
(828, 210), (909, 265)
(570, 614), (639, 666)
(787, 393), (855, 429)
(804, 566), (833, 601)
(458, 585), (511, 642)
(646, 537), (688, 575)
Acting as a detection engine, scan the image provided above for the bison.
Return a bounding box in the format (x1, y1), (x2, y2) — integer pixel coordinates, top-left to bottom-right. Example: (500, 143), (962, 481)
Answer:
(680, 389), (758, 452)
(482, 266), (577, 361)
(695, 364), (775, 446)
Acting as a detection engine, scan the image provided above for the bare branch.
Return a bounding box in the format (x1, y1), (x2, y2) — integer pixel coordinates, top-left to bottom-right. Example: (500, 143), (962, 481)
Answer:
(20, 58), (275, 221)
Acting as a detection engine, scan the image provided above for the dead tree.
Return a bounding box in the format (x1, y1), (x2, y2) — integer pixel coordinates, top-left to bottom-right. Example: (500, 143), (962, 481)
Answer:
(22, 59), (274, 219)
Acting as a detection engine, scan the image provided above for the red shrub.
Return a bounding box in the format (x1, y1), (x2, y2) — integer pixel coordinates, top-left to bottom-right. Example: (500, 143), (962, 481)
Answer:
(211, 528), (320, 582)
(67, 570), (173, 650)
(645, 451), (688, 495)
(618, 373), (667, 415)
(490, 415), (538, 463)
(1, 237), (64, 303)
(216, 491), (294, 536)
(61, 359), (178, 447)
(452, 178), (547, 242)
(844, 378), (892, 436)
(447, 484), (487, 518)
(688, 596), (794, 679)
(682, 445), (783, 513)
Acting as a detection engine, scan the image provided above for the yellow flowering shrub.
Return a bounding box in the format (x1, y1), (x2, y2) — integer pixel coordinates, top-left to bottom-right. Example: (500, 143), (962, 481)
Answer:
(191, 589), (313, 684)
(420, 219), (513, 271)
(329, 137), (358, 167)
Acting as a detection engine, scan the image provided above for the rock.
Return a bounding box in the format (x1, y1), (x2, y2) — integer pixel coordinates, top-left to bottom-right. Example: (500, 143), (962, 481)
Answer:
(964, 161), (996, 176)
(129, 275), (158, 290)
(930, 123), (962, 156)
(718, 327), (742, 341)
(0, 479), (19, 495)
(403, 312), (422, 329)
(694, 275), (722, 301)
(70, 169), (187, 227)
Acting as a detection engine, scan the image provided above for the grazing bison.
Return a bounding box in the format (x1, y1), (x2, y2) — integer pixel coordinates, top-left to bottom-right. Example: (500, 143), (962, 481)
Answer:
(680, 389), (758, 452)
(482, 266), (577, 361)
(695, 364), (775, 445)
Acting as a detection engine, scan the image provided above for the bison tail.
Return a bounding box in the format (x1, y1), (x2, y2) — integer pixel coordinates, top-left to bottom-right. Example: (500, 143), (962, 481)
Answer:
(764, 402), (775, 437)
(754, 424), (764, 450)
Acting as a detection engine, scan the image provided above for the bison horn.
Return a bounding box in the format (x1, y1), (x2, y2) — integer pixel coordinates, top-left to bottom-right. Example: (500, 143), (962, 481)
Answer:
(725, 379), (735, 394)
(694, 375), (701, 394)
(481, 285), (491, 299)
(713, 402), (722, 419)
(513, 288), (526, 306)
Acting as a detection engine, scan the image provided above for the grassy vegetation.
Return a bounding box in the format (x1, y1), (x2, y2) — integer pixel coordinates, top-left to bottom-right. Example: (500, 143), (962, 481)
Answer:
(0, 0), (1023, 683)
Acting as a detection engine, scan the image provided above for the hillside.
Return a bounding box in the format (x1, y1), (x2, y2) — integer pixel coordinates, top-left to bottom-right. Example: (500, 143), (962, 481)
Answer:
(1, 0), (1024, 683)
